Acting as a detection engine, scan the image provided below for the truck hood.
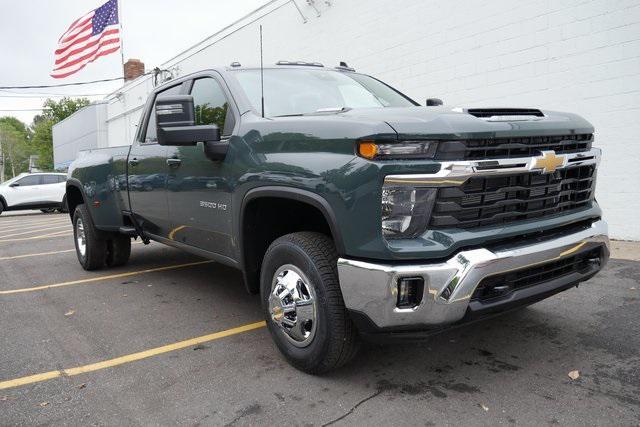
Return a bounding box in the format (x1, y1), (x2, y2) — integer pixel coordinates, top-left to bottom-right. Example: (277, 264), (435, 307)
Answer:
(339, 106), (594, 139)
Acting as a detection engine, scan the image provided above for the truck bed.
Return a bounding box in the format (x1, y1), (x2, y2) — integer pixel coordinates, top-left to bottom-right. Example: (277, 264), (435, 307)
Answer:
(68, 145), (132, 229)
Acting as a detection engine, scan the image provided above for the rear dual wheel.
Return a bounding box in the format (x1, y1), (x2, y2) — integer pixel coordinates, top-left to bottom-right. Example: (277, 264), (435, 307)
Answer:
(73, 204), (131, 270)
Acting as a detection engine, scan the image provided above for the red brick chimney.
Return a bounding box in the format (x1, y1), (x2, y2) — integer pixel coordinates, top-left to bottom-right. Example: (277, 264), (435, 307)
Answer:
(123, 59), (145, 82)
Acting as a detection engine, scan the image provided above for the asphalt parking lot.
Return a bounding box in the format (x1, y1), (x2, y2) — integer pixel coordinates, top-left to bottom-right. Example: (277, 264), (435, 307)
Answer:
(0, 212), (638, 426)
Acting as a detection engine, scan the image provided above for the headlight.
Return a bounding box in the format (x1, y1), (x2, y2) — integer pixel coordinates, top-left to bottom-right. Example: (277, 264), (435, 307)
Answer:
(382, 186), (436, 239)
(358, 140), (438, 160)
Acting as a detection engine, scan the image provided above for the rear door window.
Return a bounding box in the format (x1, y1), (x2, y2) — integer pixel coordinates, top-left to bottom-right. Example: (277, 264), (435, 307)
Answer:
(41, 175), (60, 185)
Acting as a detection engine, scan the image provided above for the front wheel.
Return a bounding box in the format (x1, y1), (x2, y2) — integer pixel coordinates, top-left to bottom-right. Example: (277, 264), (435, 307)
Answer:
(260, 232), (359, 374)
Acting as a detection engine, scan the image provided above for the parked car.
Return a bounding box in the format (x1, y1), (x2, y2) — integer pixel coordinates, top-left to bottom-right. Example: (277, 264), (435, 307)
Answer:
(0, 172), (68, 215)
(66, 62), (609, 373)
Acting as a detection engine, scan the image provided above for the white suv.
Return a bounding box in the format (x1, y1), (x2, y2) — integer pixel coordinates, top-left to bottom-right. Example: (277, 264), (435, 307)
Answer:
(0, 173), (68, 215)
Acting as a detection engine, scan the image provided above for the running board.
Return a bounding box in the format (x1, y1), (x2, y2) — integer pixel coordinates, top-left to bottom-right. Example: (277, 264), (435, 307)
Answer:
(122, 211), (150, 244)
(118, 226), (137, 236)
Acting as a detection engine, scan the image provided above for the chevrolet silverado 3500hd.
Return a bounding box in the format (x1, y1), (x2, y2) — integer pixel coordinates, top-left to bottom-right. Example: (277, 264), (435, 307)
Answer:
(66, 62), (609, 373)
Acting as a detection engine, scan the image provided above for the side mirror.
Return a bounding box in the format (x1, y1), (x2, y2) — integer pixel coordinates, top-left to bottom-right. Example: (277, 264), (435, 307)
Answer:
(9, 182), (20, 187)
(426, 98), (443, 106)
(156, 95), (221, 147)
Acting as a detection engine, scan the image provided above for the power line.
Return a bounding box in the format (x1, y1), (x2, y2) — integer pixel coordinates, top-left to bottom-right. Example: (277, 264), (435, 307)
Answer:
(0, 93), (109, 99)
(0, 88), (109, 96)
(0, 108), (50, 112)
(0, 76), (127, 90)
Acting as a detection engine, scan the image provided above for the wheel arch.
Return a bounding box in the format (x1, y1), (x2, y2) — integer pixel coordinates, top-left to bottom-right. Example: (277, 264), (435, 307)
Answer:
(65, 179), (88, 221)
(238, 186), (345, 294)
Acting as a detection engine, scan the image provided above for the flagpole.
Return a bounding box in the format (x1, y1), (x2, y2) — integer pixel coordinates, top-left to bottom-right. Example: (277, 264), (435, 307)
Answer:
(117, 0), (125, 79)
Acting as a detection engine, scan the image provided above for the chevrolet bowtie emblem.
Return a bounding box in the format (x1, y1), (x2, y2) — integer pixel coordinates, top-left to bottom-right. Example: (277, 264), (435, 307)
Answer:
(533, 151), (566, 174)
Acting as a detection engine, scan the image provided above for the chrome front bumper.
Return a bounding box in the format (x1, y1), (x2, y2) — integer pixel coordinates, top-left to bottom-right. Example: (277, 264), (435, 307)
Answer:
(337, 220), (609, 329)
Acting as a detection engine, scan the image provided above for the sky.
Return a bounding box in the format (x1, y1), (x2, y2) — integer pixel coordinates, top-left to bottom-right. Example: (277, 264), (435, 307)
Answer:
(0, 0), (267, 124)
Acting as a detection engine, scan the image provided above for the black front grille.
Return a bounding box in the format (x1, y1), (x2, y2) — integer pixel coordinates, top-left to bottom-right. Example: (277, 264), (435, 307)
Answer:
(435, 134), (593, 160)
(429, 164), (596, 229)
(471, 247), (602, 302)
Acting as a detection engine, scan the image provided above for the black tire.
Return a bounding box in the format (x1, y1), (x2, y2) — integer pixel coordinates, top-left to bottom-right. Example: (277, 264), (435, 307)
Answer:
(0, 201), (4, 215)
(106, 234), (131, 267)
(73, 204), (107, 270)
(59, 195), (69, 213)
(260, 232), (359, 374)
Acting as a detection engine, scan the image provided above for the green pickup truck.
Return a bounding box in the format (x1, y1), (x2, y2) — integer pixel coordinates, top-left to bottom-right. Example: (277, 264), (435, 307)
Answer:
(66, 62), (609, 373)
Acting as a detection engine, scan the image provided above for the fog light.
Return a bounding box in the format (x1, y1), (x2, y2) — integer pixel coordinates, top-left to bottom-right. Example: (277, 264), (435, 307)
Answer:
(397, 277), (424, 308)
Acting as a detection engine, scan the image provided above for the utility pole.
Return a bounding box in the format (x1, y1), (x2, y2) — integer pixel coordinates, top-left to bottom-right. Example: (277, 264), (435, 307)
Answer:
(0, 129), (5, 183)
(117, 0), (125, 80)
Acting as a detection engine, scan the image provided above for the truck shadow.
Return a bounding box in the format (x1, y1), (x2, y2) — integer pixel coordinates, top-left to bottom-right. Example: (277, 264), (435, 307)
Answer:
(119, 245), (639, 408)
(315, 259), (640, 409)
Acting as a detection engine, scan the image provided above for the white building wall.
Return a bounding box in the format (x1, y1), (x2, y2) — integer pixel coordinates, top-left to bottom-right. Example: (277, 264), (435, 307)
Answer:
(52, 102), (108, 170)
(104, 0), (640, 240)
(106, 77), (154, 146)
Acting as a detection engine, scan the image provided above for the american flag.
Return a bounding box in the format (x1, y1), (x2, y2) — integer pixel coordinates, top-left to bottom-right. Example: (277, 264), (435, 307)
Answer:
(51, 0), (121, 79)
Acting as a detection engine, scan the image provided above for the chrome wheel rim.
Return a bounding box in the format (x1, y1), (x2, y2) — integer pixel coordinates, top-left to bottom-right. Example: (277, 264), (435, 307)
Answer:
(76, 218), (87, 258)
(268, 264), (317, 347)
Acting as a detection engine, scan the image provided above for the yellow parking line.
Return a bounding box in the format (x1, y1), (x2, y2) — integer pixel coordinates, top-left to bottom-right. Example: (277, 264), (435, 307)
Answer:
(0, 260), (214, 295)
(0, 221), (69, 233)
(0, 224), (70, 239)
(0, 321), (266, 390)
(0, 218), (71, 233)
(0, 241), (144, 261)
(0, 219), (70, 234)
(0, 248), (76, 260)
(0, 217), (68, 228)
(0, 230), (71, 243)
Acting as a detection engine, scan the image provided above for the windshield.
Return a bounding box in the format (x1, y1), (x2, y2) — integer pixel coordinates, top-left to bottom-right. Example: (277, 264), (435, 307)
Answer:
(232, 68), (416, 117)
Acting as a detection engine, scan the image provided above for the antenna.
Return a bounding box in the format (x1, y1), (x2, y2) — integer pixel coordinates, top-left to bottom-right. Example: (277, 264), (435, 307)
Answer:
(259, 25), (265, 118)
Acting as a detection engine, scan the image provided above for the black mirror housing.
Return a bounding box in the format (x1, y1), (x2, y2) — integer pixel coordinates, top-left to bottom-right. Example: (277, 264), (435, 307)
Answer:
(156, 95), (196, 128)
(426, 98), (443, 106)
(9, 182), (20, 187)
(155, 94), (222, 147)
(158, 125), (221, 146)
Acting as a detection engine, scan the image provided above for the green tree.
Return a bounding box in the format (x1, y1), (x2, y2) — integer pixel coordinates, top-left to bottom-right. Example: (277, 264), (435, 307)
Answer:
(42, 97), (90, 122)
(30, 118), (55, 171)
(0, 116), (31, 180)
(30, 97), (90, 170)
(0, 116), (29, 136)
(195, 103), (227, 130)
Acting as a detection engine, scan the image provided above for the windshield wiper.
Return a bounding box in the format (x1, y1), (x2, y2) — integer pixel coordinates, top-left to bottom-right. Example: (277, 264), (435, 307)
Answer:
(315, 107), (351, 113)
(273, 107), (351, 118)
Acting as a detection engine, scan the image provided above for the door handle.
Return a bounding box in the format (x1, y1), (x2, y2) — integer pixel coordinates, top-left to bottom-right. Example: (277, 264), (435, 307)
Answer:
(129, 158), (139, 166)
(166, 158), (182, 167)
